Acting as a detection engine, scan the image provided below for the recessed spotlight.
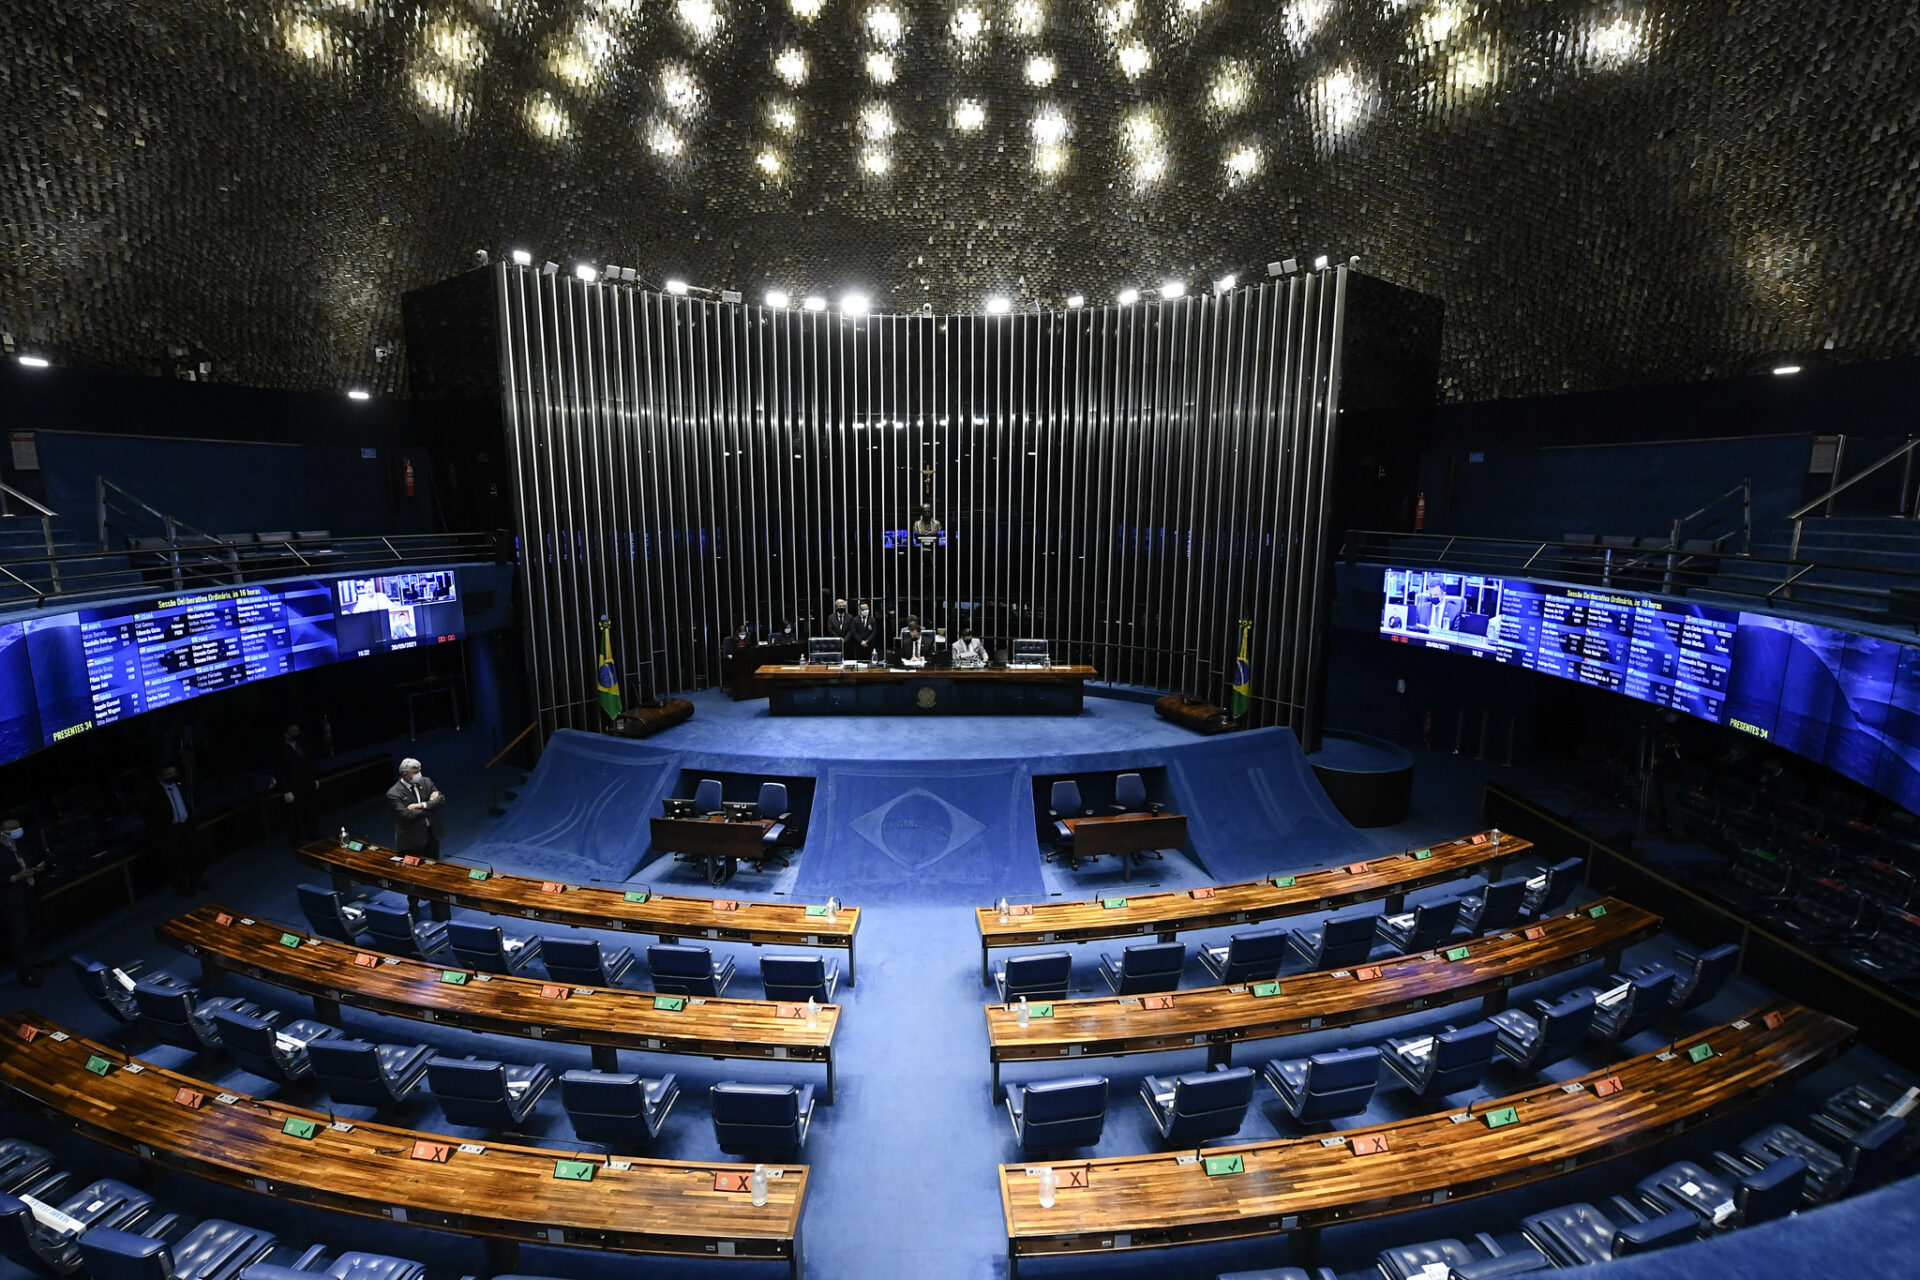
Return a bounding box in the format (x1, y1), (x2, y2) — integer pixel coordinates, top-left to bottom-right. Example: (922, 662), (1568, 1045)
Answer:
(575, 264), (599, 282)
(1160, 280), (1186, 299)
(17, 355), (50, 368)
(766, 289), (791, 308)
(804, 295), (828, 311)
(774, 47), (808, 85)
(1773, 365), (1802, 376)
(347, 389), (370, 400)
(646, 121), (685, 156)
(666, 279), (689, 295)
(1224, 143), (1263, 182)
(859, 102), (896, 139)
(1213, 274), (1237, 294)
(789, 0), (824, 18)
(1065, 295), (1085, 309)
(659, 64), (701, 116)
(953, 6), (986, 42)
(1025, 54), (1057, 85)
(842, 292), (871, 316)
(756, 148), (783, 176)
(985, 296), (1011, 314)
(675, 0), (722, 44)
(1117, 287), (1140, 306)
(509, 249), (533, 266)
(1117, 42), (1151, 79)
(953, 100), (986, 131)
(866, 5), (904, 45)
(861, 148), (891, 175)
(1313, 255), (1330, 270)
(1030, 107), (1068, 146)
(865, 52), (896, 83)
(1008, 0), (1046, 38)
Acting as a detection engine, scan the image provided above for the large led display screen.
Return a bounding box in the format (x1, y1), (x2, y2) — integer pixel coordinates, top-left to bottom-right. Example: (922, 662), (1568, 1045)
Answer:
(1381, 566), (1920, 813)
(0, 569), (465, 767)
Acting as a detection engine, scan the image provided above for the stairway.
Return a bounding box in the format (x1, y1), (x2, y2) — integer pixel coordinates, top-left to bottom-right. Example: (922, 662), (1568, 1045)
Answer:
(1692, 516), (1920, 625)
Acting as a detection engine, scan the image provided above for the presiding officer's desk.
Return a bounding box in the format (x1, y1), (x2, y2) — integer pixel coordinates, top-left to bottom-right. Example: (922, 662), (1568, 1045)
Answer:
(756, 663), (1099, 715)
(976, 830), (1532, 982)
(1058, 813), (1189, 881)
(0, 1014), (809, 1279)
(648, 814), (782, 884)
(298, 836), (861, 981)
(997, 999), (1854, 1276)
(157, 904), (842, 1101)
(985, 896), (1659, 1098)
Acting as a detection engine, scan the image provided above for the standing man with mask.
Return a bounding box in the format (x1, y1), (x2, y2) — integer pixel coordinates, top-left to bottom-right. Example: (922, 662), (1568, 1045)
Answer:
(272, 722), (320, 851)
(386, 758), (446, 857)
(825, 599), (852, 640)
(845, 600), (879, 663)
(145, 765), (205, 895)
(1, 814), (47, 988)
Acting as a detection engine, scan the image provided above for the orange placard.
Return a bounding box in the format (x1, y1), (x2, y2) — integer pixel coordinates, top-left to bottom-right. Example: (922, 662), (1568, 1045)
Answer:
(1140, 995), (1174, 1011)
(1350, 1134), (1391, 1156)
(1056, 1166), (1090, 1189)
(1008, 904), (1034, 916)
(713, 1171), (752, 1193)
(353, 953), (380, 968)
(541, 882), (567, 894)
(173, 1087), (205, 1109)
(1354, 966), (1383, 981)
(1763, 1010), (1783, 1030)
(1523, 926), (1546, 941)
(1346, 862), (1369, 875)
(1189, 886), (1216, 900)
(713, 900), (741, 912)
(214, 912), (234, 926)
(410, 1141), (452, 1163)
(1592, 1075), (1624, 1097)
(1471, 833), (1489, 845)
(540, 984), (571, 1000)
(776, 1003), (804, 1019)
(401, 856), (421, 867)
(15, 1024), (38, 1043)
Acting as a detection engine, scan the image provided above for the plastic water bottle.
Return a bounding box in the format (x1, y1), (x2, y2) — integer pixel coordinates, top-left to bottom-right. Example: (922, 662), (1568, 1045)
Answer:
(1016, 995), (1030, 1029)
(825, 896), (840, 923)
(339, 826), (349, 843)
(1038, 1165), (1057, 1208)
(750, 1164), (769, 1207)
(805, 996), (819, 1028)
(997, 896), (1010, 924)
(1489, 827), (1502, 846)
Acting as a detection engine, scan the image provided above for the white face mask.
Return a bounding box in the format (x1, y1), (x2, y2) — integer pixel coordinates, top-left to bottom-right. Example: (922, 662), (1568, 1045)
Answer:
(3, 827), (21, 840)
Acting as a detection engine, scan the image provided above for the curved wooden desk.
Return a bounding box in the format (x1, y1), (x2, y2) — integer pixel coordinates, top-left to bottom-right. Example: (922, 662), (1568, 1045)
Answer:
(157, 905), (841, 1102)
(0, 1014), (807, 1279)
(985, 897), (1660, 1097)
(976, 830), (1536, 983)
(998, 999), (1853, 1275)
(299, 837), (862, 982)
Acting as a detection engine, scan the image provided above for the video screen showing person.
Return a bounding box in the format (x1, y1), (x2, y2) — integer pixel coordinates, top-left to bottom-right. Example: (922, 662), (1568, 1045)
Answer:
(335, 571), (462, 657)
(1380, 569), (1518, 658)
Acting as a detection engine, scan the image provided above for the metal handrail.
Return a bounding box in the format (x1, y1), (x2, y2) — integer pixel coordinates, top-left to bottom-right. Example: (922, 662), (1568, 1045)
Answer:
(1667, 478), (1752, 554)
(1787, 437), (1920, 523)
(0, 481), (56, 520)
(0, 480), (60, 593)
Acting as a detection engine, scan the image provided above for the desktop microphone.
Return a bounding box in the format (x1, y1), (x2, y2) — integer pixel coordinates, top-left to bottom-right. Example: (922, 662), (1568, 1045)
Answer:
(446, 855), (495, 877)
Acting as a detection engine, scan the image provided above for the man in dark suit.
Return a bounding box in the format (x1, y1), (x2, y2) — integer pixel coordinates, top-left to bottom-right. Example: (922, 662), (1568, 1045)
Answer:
(722, 622), (757, 683)
(895, 622), (934, 667)
(271, 722), (321, 851)
(824, 599), (852, 639)
(144, 764), (205, 895)
(844, 601), (879, 663)
(0, 814), (47, 987)
(386, 758), (446, 856)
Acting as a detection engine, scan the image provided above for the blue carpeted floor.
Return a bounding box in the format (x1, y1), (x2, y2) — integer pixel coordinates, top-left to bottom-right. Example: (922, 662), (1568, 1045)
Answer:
(1, 698), (1914, 1280)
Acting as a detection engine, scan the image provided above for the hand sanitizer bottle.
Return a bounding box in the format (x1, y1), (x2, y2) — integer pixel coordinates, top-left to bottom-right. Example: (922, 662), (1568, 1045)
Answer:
(750, 1163), (769, 1207)
(997, 896), (1010, 924)
(339, 826), (349, 843)
(805, 996), (819, 1028)
(1038, 1165), (1057, 1208)
(826, 896), (840, 923)
(1016, 995), (1030, 1028)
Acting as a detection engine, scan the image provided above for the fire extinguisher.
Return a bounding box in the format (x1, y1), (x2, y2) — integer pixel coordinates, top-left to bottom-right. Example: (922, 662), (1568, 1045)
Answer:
(403, 457), (416, 498)
(1414, 490), (1426, 531)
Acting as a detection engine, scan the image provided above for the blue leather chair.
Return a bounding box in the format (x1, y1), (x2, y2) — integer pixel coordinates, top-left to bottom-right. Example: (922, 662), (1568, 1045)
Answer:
(1640, 942), (1739, 1011)
(994, 952), (1072, 1003)
(209, 1009), (340, 1083)
(757, 782), (795, 866)
(711, 1082), (816, 1156)
(560, 1069), (679, 1149)
(0, 1141), (57, 1197)
(1381, 1020), (1499, 1100)
(760, 954), (839, 1002)
(1005, 1075), (1108, 1155)
(1490, 990), (1598, 1071)
(1573, 966), (1678, 1042)
(361, 901), (449, 960)
(240, 1252), (426, 1280)
(426, 1057), (555, 1132)
(1137, 1066), (1255, 1145)
(1374, 897), (1463, 954)
(1095, 941), (1185, 994)
(306, 1038), (435, 1109)
(1217, 1269), (1336, 1280)
(70, 955), (177, 1024)
(1521, 1199), (1698, 1266)
(1112, 772), (1158, 814)
(1723, 1117), (1904, 1201)
(694, 778), (724, 815)
(1045, 780), (1091, 865)
(1518, 857), (1584, 918)
(1198, 929), (1289, 984)
(446, 920), (543, 976)
(80, 1220), (277, 1280)
(541, 936), (636, 988)
(1456, 875), (1531, 935)
(1376, 1234), (1548, 1280)
(1636, 1155), (1807, 1228)
(296, 884), (372, 944)
(132, 980), (277, 1053)
(647, 943), (735, 996)
(1262, 1046), (1382, 1124)
(0, 1180), (162, 1275)
(1285, 911), (1379, 971)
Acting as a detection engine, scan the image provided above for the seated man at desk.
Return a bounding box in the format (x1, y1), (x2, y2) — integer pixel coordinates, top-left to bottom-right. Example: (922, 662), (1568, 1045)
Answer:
(894, 622), (937, 668)
(951, 626), (987, 669)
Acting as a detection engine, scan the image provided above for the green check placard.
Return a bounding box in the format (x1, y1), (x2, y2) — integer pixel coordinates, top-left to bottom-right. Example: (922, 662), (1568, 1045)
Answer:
(1483, 1106), (1519, 1129)
(467, 868), (490, 881)
(624, 890), (650, 903)
(653, 995), (686, 1012)
(1250, 981), (1282, 998)
(282, 1117), (319, 1140)
(1687, 1043), (1714, 1063)
(1203, 1154), (1244, 1176)
(553, 1159), (596, 1181)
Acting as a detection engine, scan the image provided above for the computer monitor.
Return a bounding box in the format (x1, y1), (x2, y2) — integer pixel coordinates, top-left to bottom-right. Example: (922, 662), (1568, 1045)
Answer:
(722, 800), (760, 822)
(662, 797), (699, 819)
(1012, 638), (1050, 667)
(807, 636), (843, 664)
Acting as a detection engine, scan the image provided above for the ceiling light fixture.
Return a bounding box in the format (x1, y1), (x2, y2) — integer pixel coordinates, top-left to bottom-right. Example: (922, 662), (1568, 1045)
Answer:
(766, 289), (791, 308)
(1313, 255), (1330, 270)
(866, 5), (904, 45)
(865, 52), (896, 83)
(842, 292), (871, 317)
(1025, 54), (1057, 85)
(1773, 365), (1802, 376)
(1117, 288), (1140, 306)
(347, 389), (370, 400)
(773, 47), (808, 85)
(953, 100), (985, 130)
(789, 0), (824, 18)
(18, 355), (50, 368)
(665, 279), (689, 295)
(1065, 294), (1085, 309)
(803, 295), (827, 311)
(1213, 274), (1237, 294)
(1160, 280), (1186, 299)
(509, 249), (533, 266)
(575, 264), (599, 282)
(756, 148), (783, 175)
(1117, 42), (1151, 79)
(985, 296), (1011, 314)
(1008, 0), (1046, 38)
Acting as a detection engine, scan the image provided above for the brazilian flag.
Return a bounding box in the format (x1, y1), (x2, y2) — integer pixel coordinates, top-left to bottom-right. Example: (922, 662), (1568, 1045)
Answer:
(1230, 618), (1252, 719)
(596, 617), (623, 723)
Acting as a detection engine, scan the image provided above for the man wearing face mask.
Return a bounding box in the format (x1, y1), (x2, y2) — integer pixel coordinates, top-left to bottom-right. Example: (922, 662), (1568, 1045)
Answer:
(723, 621), (757, 684)
(271, 722), (321, 851)
(825, 599), (852, 639)
(144, 764), (205, 896)
(844, 600), (878, 663)
(1, 814), (48, 988)
(386, 758), (447, 857)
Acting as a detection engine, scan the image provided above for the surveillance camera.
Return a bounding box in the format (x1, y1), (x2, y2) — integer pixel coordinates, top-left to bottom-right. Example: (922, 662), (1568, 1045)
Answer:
(374, 346), (391, 360)
(472, 249), (490, 267)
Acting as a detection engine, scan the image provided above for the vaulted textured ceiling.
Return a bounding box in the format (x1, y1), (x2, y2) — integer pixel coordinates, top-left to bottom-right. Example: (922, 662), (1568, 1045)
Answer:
(2, 1), (1915, 402)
